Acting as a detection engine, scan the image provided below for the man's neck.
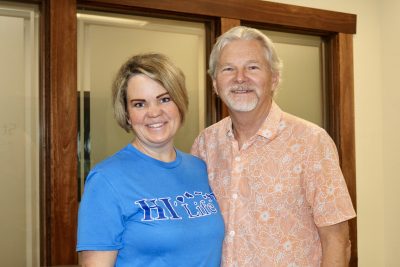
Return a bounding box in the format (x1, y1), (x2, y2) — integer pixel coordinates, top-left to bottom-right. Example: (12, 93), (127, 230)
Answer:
(230, 101), (273, 149)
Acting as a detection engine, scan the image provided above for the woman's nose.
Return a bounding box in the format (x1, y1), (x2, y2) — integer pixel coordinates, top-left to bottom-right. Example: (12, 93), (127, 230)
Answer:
(147, 103), (162, 117)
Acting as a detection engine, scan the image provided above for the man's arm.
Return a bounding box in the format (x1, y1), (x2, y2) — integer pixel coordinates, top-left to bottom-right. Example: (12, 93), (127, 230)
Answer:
(79, 250), (118, 267)
(317, 220), (351, 267)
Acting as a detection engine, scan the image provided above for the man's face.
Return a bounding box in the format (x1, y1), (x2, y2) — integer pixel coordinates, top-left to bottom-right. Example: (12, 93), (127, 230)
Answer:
(213, 39), (277, 114)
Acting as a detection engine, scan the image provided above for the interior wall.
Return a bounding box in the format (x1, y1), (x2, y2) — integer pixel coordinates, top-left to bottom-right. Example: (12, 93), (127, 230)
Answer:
(380, 0), (400, 266)
(268, 0), (399, 266)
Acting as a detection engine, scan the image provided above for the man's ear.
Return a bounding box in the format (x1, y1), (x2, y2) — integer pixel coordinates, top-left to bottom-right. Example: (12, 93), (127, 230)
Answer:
(271, 73), (280, 92)
(212, 79), (219, 96)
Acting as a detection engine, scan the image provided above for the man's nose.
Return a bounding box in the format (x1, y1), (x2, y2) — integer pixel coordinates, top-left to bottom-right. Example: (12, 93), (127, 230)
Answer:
(235, 68), (248, 83)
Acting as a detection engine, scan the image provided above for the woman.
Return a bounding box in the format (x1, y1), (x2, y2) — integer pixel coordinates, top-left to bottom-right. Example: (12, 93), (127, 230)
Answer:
(77, 53), (224, 267)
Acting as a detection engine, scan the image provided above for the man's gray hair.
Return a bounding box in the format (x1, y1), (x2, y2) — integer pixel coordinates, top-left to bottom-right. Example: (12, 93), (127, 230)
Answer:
(208, 26), (283, 88)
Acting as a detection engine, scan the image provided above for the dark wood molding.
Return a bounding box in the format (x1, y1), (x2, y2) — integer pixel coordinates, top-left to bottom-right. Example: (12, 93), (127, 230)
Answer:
(42, 0), (79, 265)
(39, 0), (49, 264)
(220, 18), (241, 37)
(78, 0), (356, 34)
(327, 32), (358, 266)
(219, 18), (241, 119)
(204, 21), (218, 126)
(4, 0), (43, 4)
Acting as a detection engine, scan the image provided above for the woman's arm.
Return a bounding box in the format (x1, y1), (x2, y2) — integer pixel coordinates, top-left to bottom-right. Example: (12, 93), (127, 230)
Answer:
(79, 251), (118, 267)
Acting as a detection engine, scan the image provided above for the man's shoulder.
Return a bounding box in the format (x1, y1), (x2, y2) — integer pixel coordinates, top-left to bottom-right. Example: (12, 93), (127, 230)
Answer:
(282, 112), (325, 133)
(280, 111), (334, 145)
(199, 116), (230, 136)
(192, 117), (230, 157)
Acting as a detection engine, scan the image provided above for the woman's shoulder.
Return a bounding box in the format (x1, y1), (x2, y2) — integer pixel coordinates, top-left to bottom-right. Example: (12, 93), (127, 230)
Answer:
(87, 145), (137, 179)
(176, 149), (207, 167)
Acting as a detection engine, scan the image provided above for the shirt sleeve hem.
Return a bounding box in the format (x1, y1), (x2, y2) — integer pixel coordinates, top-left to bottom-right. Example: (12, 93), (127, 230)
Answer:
(315, 213), (357, 228)
(76, 244), (123, 252)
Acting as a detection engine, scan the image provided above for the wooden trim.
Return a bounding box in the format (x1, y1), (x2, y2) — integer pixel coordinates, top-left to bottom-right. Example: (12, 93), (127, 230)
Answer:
(220, 18), (241, 34)
(336, 33), (357, 267)
(204, 21), (218, 125)
(218, 18), (241, 119)
(327, 32), (358, 266)
(39, 1), (49, 264)
(79, 0), (356, 34)
(4, 0), (43, 4)
(42, 0), (78, 265)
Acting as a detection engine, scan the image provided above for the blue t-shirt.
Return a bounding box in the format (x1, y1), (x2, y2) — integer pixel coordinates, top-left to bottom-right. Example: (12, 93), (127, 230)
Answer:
(77, 144), (224, 267)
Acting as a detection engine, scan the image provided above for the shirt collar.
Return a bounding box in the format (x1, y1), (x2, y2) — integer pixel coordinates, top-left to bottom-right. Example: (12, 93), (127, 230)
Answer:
(224, 101), (283, 140)
(225, 117), (234, 138)
(257, 101), (282, 140)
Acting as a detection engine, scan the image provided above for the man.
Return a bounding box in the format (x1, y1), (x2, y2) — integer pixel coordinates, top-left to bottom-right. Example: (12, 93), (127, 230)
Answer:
(191, 26), (356, 267)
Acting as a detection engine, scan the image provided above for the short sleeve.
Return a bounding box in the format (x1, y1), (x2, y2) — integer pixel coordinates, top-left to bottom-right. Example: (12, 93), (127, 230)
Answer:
(303, 130), (356, 227)
(76, 171), (125, 251)
(191, 133), (206, 160)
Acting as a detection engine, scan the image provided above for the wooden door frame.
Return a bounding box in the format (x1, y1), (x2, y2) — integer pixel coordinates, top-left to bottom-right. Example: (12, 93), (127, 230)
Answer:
(4, 0), (357, 265)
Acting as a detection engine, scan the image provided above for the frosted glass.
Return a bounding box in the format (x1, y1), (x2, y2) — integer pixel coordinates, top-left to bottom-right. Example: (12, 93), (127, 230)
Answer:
(261, 30), (325, 127)
(0, 4), (39, 267)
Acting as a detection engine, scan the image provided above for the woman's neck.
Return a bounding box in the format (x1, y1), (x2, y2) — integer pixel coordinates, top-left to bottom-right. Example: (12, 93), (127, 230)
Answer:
(132, 139), (176, 162)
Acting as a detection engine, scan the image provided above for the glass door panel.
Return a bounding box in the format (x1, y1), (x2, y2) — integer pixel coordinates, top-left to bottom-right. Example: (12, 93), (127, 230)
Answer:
(77, 11), (206, 184)
(0, 3), (39, 267)
(260, 30), (325, 128)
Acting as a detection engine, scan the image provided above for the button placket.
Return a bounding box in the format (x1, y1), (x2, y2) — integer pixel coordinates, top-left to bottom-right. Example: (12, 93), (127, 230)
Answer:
(227, 139), (241, 243)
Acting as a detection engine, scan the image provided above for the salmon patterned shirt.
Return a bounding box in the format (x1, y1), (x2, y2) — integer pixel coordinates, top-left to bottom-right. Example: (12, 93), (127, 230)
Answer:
(191, 102), (356, 267)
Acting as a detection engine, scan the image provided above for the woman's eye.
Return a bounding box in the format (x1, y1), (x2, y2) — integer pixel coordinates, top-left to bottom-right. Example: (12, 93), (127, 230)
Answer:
(160, 97), (171, 103)
(132, 102), (145, 108)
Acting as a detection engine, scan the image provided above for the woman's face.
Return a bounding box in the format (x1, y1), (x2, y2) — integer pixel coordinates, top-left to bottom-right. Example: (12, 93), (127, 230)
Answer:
(126, 74), (181, 151)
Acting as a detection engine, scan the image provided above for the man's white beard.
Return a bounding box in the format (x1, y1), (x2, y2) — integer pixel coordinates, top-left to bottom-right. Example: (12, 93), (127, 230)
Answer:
(225, 85), (258, 112)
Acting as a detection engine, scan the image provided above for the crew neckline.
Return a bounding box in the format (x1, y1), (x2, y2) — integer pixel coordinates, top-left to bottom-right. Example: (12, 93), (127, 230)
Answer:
(126, 143), (182, 169)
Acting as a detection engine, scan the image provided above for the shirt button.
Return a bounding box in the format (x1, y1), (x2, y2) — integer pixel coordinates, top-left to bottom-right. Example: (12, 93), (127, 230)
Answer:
(232, 193), (238, 200)
(229, 230), (235, 237)
(235, 156), (241, 162)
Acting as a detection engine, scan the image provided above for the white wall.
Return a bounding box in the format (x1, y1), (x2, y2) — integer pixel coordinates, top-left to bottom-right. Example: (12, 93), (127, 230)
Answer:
(267, 0), (399, 266)
(381, 1), (400, 266)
